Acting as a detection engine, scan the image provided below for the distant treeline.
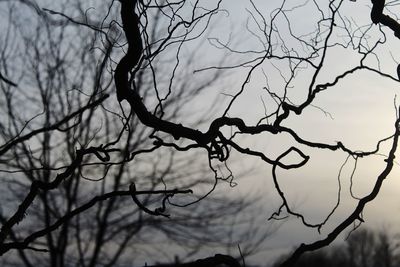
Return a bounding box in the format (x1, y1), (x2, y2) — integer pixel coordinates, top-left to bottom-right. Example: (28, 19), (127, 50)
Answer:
(272, 227), (399, 267)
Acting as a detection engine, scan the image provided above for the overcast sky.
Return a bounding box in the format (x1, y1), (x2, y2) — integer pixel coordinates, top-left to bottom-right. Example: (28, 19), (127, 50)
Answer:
(3, 0), (400, 265)
(205, 0), (400, 265)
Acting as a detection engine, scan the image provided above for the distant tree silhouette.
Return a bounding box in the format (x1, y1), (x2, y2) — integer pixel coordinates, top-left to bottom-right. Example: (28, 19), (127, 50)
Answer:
(0, 0), (400, 267)
(374, 230), (396, 267)
(347, 228), (376, 267)
(273, 228), (400, 267)
(0, 0), (270, 266)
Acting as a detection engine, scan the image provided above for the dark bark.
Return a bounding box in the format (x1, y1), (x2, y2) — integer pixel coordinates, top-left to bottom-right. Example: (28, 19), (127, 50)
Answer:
(146, 254), (241, 267)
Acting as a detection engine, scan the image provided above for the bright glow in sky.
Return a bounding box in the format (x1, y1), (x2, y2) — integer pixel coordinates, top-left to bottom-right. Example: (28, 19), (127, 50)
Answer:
(209, 1), (400, 265)
(2, 0), (400, 266)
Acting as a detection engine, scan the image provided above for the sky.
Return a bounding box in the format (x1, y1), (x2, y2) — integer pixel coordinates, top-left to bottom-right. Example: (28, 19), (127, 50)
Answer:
(2, 0), (400, 266)
(202, 0), (400, 265)
(48, 0), (400, 264)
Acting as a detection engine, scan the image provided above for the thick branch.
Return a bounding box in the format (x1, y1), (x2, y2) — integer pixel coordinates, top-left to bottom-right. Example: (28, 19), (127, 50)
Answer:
(0, 146), (113, 248)
(113, 0), (365, 161)
(0, 71), (17, 87)
(279, 115), (400, 267)
(371, 0), (400, 38)
(0, 150), (84, 246)
(145, 254), (241, 267)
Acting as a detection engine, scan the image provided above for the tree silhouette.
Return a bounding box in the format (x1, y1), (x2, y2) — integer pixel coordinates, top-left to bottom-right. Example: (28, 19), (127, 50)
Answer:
(1, 0), (400, 266)
(0, 1), (270, 266)
(273, 227), (400, 267)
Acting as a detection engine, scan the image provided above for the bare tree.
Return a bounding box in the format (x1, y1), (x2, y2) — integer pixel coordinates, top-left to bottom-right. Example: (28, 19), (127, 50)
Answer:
(273, 227), (400, 267)
(0, 0), (271, 267)
(1, 0), (400, 266)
